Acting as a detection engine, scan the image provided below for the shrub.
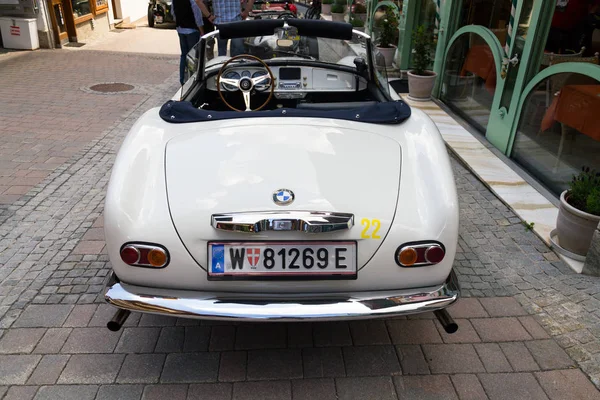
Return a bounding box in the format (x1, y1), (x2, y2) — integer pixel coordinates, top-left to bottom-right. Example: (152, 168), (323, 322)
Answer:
(353, 3), (367, 13)
(322, 0), (333, 4)
(568, 167), (600, 216)
(331, 4), (344, 13)
(377, 8), (397, 48)
(411, 25), (434, 75)
(350, 17), (364, 27)
(334, 0), (346, 5)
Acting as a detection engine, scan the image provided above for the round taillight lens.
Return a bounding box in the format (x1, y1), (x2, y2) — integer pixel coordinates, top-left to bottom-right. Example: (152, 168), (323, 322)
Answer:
(121, 246), (140, 265)
(147, 248), (168, 267)
(425, 245), (445, 264)
(398, 247), (418, 266)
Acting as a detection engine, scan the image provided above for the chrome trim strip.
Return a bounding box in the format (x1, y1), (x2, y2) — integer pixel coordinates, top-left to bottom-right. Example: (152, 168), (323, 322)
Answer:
(211, 211), (354, 233)
(104, 271), (460, 322)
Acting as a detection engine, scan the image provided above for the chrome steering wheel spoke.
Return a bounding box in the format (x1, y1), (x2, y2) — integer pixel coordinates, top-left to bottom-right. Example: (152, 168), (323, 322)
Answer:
(219, 77), (240, 88)
(242, 91), (252, 112)
(252, 74), (270, 86)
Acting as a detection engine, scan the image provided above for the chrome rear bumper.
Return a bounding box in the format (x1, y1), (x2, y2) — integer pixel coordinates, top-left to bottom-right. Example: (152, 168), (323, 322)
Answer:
(104, 271), (460, 322)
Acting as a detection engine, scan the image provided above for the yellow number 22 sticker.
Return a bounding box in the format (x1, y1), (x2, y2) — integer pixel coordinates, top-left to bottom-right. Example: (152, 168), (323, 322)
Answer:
(360, 219), (381, 239)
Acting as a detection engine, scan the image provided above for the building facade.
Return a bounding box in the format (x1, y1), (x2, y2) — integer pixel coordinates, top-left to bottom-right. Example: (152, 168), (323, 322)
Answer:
(368, 0), (600, 199)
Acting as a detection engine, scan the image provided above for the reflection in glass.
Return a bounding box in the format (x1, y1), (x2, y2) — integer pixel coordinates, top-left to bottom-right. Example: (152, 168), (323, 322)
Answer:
(440, 34), (496, 133)
(53, 4), (67, 33)
(459, 0), (512, 45)
(512, 74), (600, 196)
(71, 0), (91, 18)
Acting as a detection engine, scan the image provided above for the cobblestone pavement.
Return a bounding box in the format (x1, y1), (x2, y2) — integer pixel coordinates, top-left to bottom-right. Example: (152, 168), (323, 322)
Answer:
(1, 46), (600, 399)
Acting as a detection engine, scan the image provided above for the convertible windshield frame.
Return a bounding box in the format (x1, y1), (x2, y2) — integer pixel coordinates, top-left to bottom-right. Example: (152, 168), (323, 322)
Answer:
(181, 20), (386, 102)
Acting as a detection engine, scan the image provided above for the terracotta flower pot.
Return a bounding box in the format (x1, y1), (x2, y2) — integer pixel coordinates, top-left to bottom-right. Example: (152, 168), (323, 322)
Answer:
(407, 70), (437, 101)
(321, 3), (331, 15)
(376, 46), (395, 67)
(557, 190), (600, 256)
(331, 12), (345, 22)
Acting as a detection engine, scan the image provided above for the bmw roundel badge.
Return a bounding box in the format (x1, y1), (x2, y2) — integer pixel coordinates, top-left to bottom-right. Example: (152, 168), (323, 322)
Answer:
(273, 189), (295, 206)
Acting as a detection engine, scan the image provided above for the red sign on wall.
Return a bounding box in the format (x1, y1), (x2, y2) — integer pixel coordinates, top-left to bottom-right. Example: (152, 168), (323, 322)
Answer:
(10, 26), (20, 36)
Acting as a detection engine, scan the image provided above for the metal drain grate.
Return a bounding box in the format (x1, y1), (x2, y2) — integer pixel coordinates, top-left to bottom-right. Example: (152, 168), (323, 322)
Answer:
(89, 83), (135, 93)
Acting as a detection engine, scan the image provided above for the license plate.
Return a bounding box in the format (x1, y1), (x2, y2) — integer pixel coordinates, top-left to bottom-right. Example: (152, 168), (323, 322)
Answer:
(208, 241), (356, 278)
(155, 15), (163, 23)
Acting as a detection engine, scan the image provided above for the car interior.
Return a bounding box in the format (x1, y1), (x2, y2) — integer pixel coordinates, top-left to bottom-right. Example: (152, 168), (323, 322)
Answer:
(180, 19), (393, 113)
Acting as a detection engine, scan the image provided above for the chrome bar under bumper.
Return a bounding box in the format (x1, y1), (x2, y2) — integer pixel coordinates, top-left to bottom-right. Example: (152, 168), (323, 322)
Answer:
(104, 271), (460, 322)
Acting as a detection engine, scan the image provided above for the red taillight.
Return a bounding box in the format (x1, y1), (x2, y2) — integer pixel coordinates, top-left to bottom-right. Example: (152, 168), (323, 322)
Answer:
(121, 246), (140, 265)
(396, 242), (445, 267)
(425, 245), (445, 264)
(120, 243), (169, 268)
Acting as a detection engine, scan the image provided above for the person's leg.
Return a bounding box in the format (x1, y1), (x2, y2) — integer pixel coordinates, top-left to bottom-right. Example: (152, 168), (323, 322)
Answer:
(217, 35), (229, 56)
(178, 32), (189, 85)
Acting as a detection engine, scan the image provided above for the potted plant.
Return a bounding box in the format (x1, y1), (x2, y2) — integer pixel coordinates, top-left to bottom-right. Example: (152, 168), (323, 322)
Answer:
(407, 25), (437, 100)
(321, 0), (333, 15)
(353, 3), (367, 22)
(335, 0), (347, 12)
(556, 167), (600, 256)
(331, 4), (345, 22)
(375, 8), (397, 68)
(351, 16), (365, 32)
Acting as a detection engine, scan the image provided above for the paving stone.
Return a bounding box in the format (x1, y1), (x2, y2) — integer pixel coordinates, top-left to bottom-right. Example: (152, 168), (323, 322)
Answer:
(13, 305), (73, 328)
(335, 376), (398, 400)
(96, 385), (144, 400)
(396, 345), (430, 375)
(62, 305), (97, 328)
(349, 320), (391, 345)
(500, 342), (539, 371)
(233, 380), (291, 400)
(219, 351), (247, 382)
(183, 326), (210, 352)
(535, 369), (600, 400)
(393, 375), (458, 400)
(302, 347), (346, 378)
(447, 299), (488, 319)
(292, 378), (337, 400)
(138, 314), (177, 327)
(247, 349), (303, 380)
(525, 340), (576, 370)
(117, 353), (165, 384)
(313, 322), (352, 347)
(33, 328), (71, 354)
(27, 354), (69, 385)
(115, 327), (161, 353)
(450, 374), (488, 400)
(422, 344), (485, 374)
(235, 323), (286, 350)
(3, 386), (39, 400)
(161, 352), (220, 383)
(478, 373), (549, 400)
(471, 318), (532, 342)
(155, 327), (185, 353)
(343, 345), (401, 377)
(479, 297), (528, 317)
(58, 354), (124, 384)
(435, 319), (481, 343)
(518, 316), (550, 339)
(0, 328), (45, 353)
(387, 320), (443, 345)
(188, 383), (233, 400)
(0, 386), (6, 399)
(34, 385), (98, 400)
(61, 327), (121, 353)
(0, 354), (41, 384)
(210, 326), (236, 351)
(474, 343), (512, 373)
(142, 384), (188, 400)
(287, 322), (313, 348)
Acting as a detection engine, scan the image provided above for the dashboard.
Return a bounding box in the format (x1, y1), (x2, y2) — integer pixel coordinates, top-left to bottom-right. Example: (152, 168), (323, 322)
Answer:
(206, 66), (367, 99)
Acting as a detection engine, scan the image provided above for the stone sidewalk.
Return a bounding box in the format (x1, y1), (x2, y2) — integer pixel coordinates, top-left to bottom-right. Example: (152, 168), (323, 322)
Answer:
(1, 44), (600, 399)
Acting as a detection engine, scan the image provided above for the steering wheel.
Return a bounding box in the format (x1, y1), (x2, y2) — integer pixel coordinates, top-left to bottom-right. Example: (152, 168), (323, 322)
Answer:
(216, 54), (275, 112)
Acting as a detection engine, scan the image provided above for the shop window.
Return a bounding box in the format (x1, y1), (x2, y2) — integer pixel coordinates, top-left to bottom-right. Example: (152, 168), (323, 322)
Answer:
(460, 0), (512, 45)
(512, 74), (600, 196)
(71, 0), (92, 20)
(440, 33), (497, 133)
(93, 0), (109, 14)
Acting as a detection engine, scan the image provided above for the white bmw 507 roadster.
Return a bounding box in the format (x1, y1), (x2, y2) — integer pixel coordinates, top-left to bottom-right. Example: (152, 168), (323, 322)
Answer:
(103, 19), (460, 332)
